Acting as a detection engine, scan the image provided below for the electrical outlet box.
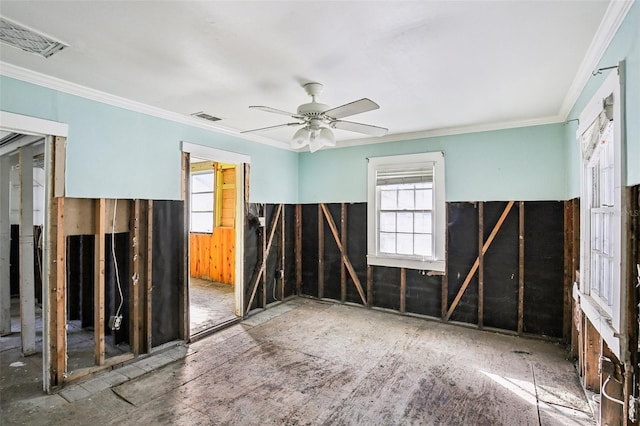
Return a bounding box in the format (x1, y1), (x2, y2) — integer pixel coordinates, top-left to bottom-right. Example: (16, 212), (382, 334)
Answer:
(108, 315), (122, 330)
(258, 217), (266, 227)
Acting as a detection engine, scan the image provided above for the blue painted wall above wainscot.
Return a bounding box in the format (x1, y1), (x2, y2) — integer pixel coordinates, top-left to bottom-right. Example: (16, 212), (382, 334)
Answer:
(298, 123), (567, 203)
(0, 76), (299, 203)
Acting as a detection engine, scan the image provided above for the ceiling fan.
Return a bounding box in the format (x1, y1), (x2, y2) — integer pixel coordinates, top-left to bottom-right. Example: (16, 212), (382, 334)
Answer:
(242, 82), (388, 152)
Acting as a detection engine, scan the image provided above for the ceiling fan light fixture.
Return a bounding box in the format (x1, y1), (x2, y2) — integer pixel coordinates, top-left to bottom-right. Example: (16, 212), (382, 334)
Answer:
(318, 127), (336, 147)
(308, 137), (323, 153)
(291, 127), (310, 149)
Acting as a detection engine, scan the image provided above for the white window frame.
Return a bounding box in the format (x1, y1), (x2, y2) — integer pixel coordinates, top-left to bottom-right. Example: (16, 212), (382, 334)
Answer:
(190, 170), (215, 233)
(367, 152), (446, 271)
(576, 68), (627, 359)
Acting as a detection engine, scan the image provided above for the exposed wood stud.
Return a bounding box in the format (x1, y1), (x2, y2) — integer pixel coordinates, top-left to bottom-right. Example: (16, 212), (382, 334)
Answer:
(246, 204), (282, 312)
(518, 201), (525, 335)
(446, 201), (514, 321)
(367, 266), (373, 308)
(146, 200), (153, 352)
(19, 146), (36, 355)
(400, 268), (406, 313)
(340, 203), (347, 303)
(442, 211), (449, 320)
(478, 202), (484, 329)
(295, 204), (302, 295)
(318, 204), (324, 299)
(0, 156), (10, 336)
(262, 206), (268, 308)
(319, 204), (367, 305)
(280, 203), (285, 301)
(130, 199), (141, 355)
(94, 198), (106, 365)
(54, 196), (66, 384)
(181, 154), (190, 340)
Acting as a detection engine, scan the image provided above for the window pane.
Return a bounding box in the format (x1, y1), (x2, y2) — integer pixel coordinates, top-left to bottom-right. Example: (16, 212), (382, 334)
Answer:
(380, 232), (396, 254)
(380, 212), (396, 232)
(398, 190), (414, 210)
(192, 193), (213, 211)
(397, 212), (413, 233)
(397, 233), (413, 255)
(192, 173), (214, 193)
(380, 190), (397, 210)
(191, 212), (213, 233)
(414, 212), (432, 234)
(414, 234), (432, 257)
(415, 189), (432, 210)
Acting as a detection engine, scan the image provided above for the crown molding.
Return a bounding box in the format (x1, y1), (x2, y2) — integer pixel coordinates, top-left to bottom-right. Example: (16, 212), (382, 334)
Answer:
(317, 114), (564, 151)
(0, 61), (292, 151)
(558, 0), (634, 119)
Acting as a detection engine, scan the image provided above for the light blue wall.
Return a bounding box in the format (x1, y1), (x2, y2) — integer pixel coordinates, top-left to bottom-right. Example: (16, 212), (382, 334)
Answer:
(0, 76), (299, 203)
(566, 1), (640, 197)
(299, 124), (567, 203)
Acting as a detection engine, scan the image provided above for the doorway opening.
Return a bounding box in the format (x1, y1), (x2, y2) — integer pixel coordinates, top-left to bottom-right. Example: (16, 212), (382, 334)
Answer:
(188, 157), (238, 336)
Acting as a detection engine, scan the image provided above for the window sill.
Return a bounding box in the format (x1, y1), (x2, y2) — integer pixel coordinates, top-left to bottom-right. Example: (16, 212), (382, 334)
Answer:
(573, 283), (620, 360)
(367, 255), (445, 272)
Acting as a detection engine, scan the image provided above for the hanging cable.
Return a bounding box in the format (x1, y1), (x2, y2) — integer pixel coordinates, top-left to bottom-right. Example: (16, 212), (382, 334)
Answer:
(112, 199), (124, 323)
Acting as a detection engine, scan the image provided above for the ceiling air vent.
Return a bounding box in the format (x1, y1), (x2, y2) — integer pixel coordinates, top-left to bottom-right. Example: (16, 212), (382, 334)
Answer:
(191, 112), (222, 122)
(0, 17), (66, 58)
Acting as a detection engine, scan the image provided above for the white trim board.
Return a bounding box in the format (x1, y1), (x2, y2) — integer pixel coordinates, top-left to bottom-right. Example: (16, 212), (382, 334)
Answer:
(0, 111), (68, 137)
(182, 142), (250, 165)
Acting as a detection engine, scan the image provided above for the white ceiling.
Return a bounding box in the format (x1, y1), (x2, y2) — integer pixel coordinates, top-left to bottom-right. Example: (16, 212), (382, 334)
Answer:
(0, 1), (621, 149)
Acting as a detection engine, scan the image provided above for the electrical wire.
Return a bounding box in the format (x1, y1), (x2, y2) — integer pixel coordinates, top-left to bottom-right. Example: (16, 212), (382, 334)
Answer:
(112, 199), (124, 320)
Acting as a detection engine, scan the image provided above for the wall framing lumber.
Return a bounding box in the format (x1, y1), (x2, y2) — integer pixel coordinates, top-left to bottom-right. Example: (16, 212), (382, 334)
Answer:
(400, 268), (406, 314)
(246, 204), (282, 312)
(318, 204), (324, 299)
(53, 196), (66, 385)
(181, 153), (190, 340)
(295, 204), (302, 295)
(367, 266), (373, 308)
(262, 207), (267, 308)
(478, 202), (484, 329)
(445, 201), (514, 321)
(146, 200), (153, 352)
(129, 199), (141, 355)
(442, 220), (449, 320)
(19, 145), (36, 355)
(280, 205), (285, 301)
(563, 201), (573, 342)
(0, 155), (10, 336)
(341, 203), (347, 303)
(94, 198), (106, 365)
(583, 315), (601, 391)
(319, 204), (367, 305)
(518, 201), (525, 335)
(53, 137), (65, 198)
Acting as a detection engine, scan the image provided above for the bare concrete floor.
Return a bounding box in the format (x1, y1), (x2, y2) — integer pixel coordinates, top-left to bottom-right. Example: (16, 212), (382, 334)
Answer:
(2, 298), (594, 425)
(189, 277), (236, 336)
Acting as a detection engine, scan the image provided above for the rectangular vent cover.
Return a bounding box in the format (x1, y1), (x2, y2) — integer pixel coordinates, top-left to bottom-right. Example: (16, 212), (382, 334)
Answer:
(191, 112), (222, 122)
(0, 17), (66, 58)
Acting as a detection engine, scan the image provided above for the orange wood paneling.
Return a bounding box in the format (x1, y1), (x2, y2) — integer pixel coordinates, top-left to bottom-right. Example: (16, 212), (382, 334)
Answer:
(189, 227), (235, 284)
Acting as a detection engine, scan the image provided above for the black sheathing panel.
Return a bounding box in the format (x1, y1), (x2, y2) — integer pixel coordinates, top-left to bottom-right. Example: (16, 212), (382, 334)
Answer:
(523, 201), (564, 337)
(244, 203), (262, 311)
(372, 266), (400, 310)
(105, 232), (130, 345)
(301, 204), (319, 297)
(405, 270), (442, 317)
(447, 203), (478, 324)
(66, 235), (95, 327)
(10, 225), (19, 296)
(151, 200), (184, 347)
(283, 205), (297, 298)
(321, 204), (342, 301)
(483, 202), (519, 331)
(346, 203), (367, 304)
(264, 204), (280, 305)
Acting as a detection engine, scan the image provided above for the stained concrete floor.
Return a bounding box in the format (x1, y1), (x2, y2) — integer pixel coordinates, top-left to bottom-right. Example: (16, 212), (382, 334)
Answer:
(1, 298), (595, 425)
(189, 277), (236, 336)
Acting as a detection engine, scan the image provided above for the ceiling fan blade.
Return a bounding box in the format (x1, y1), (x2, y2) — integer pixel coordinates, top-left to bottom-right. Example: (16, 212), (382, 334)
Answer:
(331, 120), (388, 137)
(323, 98), (379, 119)
(241, 122), (304, 133)
(249, 105), (302, 118)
